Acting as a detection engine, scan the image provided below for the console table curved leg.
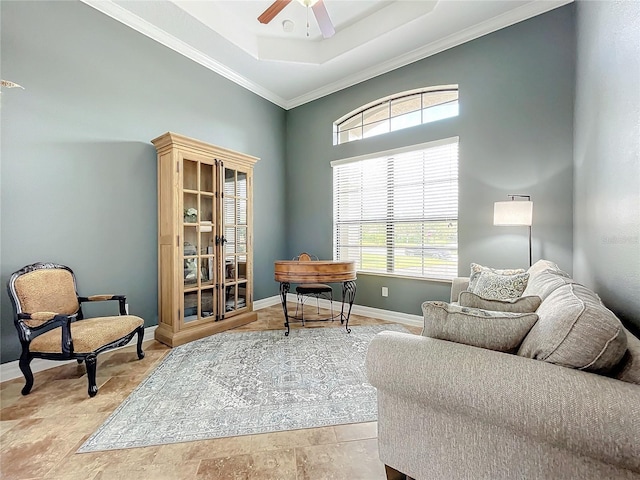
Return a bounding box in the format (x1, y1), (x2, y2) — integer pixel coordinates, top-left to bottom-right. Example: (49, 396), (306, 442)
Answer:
(280, 282), (291, 336)
(341, 280), (357, 334)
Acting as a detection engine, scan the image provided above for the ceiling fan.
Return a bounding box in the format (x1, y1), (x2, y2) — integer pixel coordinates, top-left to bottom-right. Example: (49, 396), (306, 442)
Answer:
(258, 0), (336, 39)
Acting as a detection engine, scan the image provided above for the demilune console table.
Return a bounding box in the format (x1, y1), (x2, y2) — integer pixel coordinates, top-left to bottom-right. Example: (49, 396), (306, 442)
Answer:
(274, 260), (357, 336)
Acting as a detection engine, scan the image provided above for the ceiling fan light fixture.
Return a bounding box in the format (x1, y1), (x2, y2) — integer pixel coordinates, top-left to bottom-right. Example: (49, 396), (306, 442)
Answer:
(295, 0), (320, 7)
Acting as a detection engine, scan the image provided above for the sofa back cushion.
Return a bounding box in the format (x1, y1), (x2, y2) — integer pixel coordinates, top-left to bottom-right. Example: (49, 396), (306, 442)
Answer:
(422, 301), (538, 353)
(522, 260), (574, 300)
(518, 284), (627, 373)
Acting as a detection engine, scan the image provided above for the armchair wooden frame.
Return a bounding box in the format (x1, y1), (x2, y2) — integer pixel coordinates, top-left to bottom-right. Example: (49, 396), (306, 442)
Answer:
(7, 262), (145, 397)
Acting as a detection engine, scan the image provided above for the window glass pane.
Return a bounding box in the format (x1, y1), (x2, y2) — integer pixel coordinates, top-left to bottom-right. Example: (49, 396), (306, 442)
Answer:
(390, 111), (421, 132)
(237, 255), (247, 280)
(237, 172), (247, 198)
(363, 119), (389, 139)
(339, 127), (362, 144)
(225, 227), (235, 254)
(339, 114), (361, 132)
(200, 163), (214, 193)
(201, 289), (214, 318)
(183, 160), (198, 191)
(423, 101), (459, 124)
(362, 102), (389, 125)
(390, 94), (421, 117)
(224, 198), (234, 225)
(237, 199), (247, 225)
(224, 169), (235, 196)
(422, 90), (458, 109)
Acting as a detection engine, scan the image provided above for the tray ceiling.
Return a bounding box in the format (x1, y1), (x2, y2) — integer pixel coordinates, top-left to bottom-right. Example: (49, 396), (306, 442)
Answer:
(82, 0), (572, 109)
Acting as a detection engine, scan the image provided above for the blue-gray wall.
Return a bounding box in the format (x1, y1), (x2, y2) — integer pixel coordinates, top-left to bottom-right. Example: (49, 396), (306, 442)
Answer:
(0, 1), (287, 363)
(8, 2), (633, 364)
(573, 0), (640, 333)
(286, 6), (576, 315)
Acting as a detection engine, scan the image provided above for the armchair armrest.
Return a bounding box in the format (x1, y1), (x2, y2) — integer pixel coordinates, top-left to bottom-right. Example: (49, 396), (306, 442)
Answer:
(450, 276), (469, 303)
(79, 294), (127, 315)
(366, 331), (640, 473)
(16, 311), (77, 355)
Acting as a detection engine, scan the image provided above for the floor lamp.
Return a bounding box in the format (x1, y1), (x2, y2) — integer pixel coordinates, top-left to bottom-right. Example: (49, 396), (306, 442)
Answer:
(493, 195), (533, 266)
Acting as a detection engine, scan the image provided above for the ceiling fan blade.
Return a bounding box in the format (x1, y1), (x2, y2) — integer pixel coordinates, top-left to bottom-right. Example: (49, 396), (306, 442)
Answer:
(312, 0), (335, 38)
(258, 0), (292, 24)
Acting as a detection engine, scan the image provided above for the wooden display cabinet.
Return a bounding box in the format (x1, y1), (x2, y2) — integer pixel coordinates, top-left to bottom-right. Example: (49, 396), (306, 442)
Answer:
(152, 132), (258, 347)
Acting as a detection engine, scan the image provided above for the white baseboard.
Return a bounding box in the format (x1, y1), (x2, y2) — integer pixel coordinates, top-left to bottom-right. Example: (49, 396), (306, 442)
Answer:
(253, 295), (282, 310)
(283, 293), (423, 328)
(1, 299), (421, 383)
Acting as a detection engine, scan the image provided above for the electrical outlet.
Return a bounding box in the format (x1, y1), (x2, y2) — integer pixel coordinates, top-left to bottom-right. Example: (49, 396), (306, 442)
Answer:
(125, 303), (129, 314)
(381, 287), (389, 297)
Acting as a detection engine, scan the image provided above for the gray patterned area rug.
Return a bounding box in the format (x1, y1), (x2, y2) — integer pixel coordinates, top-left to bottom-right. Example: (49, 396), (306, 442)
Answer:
(78, 324), (408, 452)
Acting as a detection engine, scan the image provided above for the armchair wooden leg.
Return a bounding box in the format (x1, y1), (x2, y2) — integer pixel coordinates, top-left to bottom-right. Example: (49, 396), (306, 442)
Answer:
(19, 348), (34, 395)
(85, 354), (98, 397)
(136, 326), (145, 360)
(385, 465), (414, 480)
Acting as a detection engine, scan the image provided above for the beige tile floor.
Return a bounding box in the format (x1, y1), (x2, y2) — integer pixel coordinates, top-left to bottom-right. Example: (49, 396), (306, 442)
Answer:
(0, 304), (420, 480)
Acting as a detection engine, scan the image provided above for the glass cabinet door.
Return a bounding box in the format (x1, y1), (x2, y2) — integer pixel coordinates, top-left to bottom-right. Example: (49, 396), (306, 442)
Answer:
(182, 158), (218, 324)
(222, 167), (249, 314)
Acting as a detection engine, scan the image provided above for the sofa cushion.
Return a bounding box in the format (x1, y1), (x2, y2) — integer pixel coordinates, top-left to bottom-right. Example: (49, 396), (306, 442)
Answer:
(522, 260), (574, 300)
(468, 263), (526, 291)
(458, 291), (542, 313)
(518, 284), (627, 373)
(526, 259), (565, 278)
(422, 301), (538, 353)
(612, 328), (640, 385)
(469, 271), (529, 301)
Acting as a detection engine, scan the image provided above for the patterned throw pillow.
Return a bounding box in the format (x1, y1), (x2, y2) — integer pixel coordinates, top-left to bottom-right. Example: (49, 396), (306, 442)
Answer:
(470, 271), (529, 300)
(422, 301), (538, 352)
(468, 263), (526, 291)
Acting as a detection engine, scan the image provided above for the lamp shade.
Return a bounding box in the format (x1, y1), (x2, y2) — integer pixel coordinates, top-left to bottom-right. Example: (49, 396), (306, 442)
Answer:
(493, 200), (533, 226)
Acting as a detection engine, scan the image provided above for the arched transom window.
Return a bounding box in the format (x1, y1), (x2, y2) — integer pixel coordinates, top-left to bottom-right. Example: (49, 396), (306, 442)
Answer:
(333, 85), (459, 145)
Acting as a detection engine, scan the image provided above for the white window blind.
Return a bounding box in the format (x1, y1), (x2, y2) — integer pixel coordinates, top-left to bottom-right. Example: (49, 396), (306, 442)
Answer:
(332, 138), (458, 280)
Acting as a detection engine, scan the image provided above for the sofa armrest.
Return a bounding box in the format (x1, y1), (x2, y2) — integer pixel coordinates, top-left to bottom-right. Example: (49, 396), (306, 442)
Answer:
(366, 331), (640, 473)
(450, 276), (470, 303)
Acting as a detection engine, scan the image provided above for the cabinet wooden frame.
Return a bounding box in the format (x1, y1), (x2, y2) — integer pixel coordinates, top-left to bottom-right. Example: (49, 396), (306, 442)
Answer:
(152, 132), (258, 347)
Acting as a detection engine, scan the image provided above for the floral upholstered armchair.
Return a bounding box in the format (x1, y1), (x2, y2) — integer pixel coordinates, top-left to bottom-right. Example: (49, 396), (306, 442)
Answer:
(7, 262), (145, 397)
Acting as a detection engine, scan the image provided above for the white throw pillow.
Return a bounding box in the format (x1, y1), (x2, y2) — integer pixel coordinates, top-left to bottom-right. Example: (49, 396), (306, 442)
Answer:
(468, 263), (526, 291)
(469, 271), (529, 301)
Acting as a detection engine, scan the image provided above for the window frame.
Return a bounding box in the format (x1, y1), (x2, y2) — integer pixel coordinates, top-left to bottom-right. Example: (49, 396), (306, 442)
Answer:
(333, 85), (459, 145)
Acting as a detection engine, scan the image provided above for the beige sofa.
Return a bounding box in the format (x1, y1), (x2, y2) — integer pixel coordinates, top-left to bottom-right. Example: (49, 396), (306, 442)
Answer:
(366, 260), (640, 480)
